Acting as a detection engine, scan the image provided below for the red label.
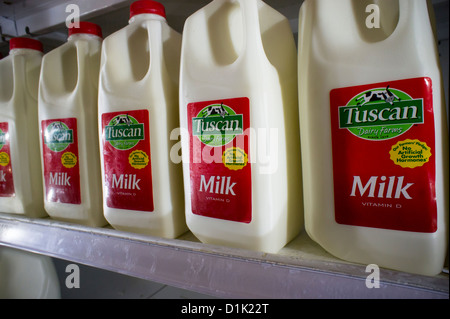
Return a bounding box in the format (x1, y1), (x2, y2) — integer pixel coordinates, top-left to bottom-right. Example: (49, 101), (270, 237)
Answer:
(101, 110), (154, 212)
(41, 118), (81, 204)
(330, 77), (436, 232)
(0, 122), (15, 197)
(188, 97), (252, 223)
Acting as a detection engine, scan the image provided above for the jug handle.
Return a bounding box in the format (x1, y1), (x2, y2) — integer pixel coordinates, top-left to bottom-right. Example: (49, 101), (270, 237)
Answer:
(145, 21), (164, 81)
(376, 0), (439, 64)
(73, 39), (104, 92)
(237, 0), (268, 65)
(309, 0), (435, 49)
(358, 0), (435, 49)
(74, 42), (85, 92)
(387, 0), (431, 41)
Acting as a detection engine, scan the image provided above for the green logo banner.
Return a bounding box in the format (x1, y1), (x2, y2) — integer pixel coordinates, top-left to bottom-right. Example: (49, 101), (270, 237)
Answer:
(338, 87), (423, 140)
(44, 122), (74, 152)
(105, 114), (144, 150)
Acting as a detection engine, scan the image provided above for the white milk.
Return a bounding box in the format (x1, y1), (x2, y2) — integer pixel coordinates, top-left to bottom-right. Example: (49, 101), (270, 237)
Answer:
(98, 0), (186, 238)
(179, 0), (303, 253)
(38, 22), (107, 226)
(298, 0), (448, 276)
(0, 38), (46, 218)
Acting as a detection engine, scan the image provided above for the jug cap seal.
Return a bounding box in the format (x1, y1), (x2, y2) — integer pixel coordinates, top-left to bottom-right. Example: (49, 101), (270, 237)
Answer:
(130, 0), (166, 19)
(68, 21), (103, 38)
(10, 37), (43, 52)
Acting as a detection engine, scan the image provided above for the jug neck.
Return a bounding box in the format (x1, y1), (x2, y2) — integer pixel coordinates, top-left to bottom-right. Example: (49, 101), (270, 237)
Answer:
(9, 37), (43, 55)
(129, 13), (166, 24)
(9, 48), (43, 56)
(68, 33), (102, 42)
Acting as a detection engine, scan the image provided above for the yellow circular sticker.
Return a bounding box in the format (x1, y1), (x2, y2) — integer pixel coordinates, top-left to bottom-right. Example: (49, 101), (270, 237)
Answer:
(129, 150), (149, 169)
(61, 152), (77, 168)
(0, 152), (10, 167)
(389, 139), (432, 168)
(222, 147), (248, 171)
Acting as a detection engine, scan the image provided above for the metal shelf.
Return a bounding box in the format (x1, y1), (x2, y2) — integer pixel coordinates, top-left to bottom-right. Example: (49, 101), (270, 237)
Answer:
(1, 213), (448, 298)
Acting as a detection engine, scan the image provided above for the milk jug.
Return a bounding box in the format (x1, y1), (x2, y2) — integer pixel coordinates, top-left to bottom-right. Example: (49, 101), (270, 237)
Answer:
(38, 22), (107, 227)
(98, 0), (186, 237)
(298, 0), (448, 276)
(0, 246), (61, 299)
(0, 37), (46, 218)
(179, 0), (303, 253)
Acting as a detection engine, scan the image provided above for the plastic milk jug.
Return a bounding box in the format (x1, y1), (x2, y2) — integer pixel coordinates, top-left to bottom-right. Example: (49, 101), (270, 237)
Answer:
(38, 22), (107, 226)
(298, 0), (448, 275)
(0, 246), (60, 299)
(179, 0), (303, 253)
(0, 38), (46, 218)
(98, 0), (186, 237)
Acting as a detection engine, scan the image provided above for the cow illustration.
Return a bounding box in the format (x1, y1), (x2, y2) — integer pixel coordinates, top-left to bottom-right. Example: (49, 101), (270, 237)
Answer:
(112, 114), (133, 126)
(356, 85), (400, 106)
(202, 103), (229, 118)
(51, 122), (64, 131)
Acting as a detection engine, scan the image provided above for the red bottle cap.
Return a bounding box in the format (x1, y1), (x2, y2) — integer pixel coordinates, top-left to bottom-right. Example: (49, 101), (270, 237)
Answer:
(68, 21), (103, 38)
(130, 0), (166, 19)
(9, 37), (43, 52)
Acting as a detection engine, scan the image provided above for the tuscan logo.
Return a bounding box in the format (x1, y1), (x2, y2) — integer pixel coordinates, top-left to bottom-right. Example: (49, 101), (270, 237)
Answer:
(338, 85), (424, 140)
(104, 114), (145, 150)
(0, 129), (6, 150)
(44, 122), (74, 152)
(192, 103), (244, 147)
